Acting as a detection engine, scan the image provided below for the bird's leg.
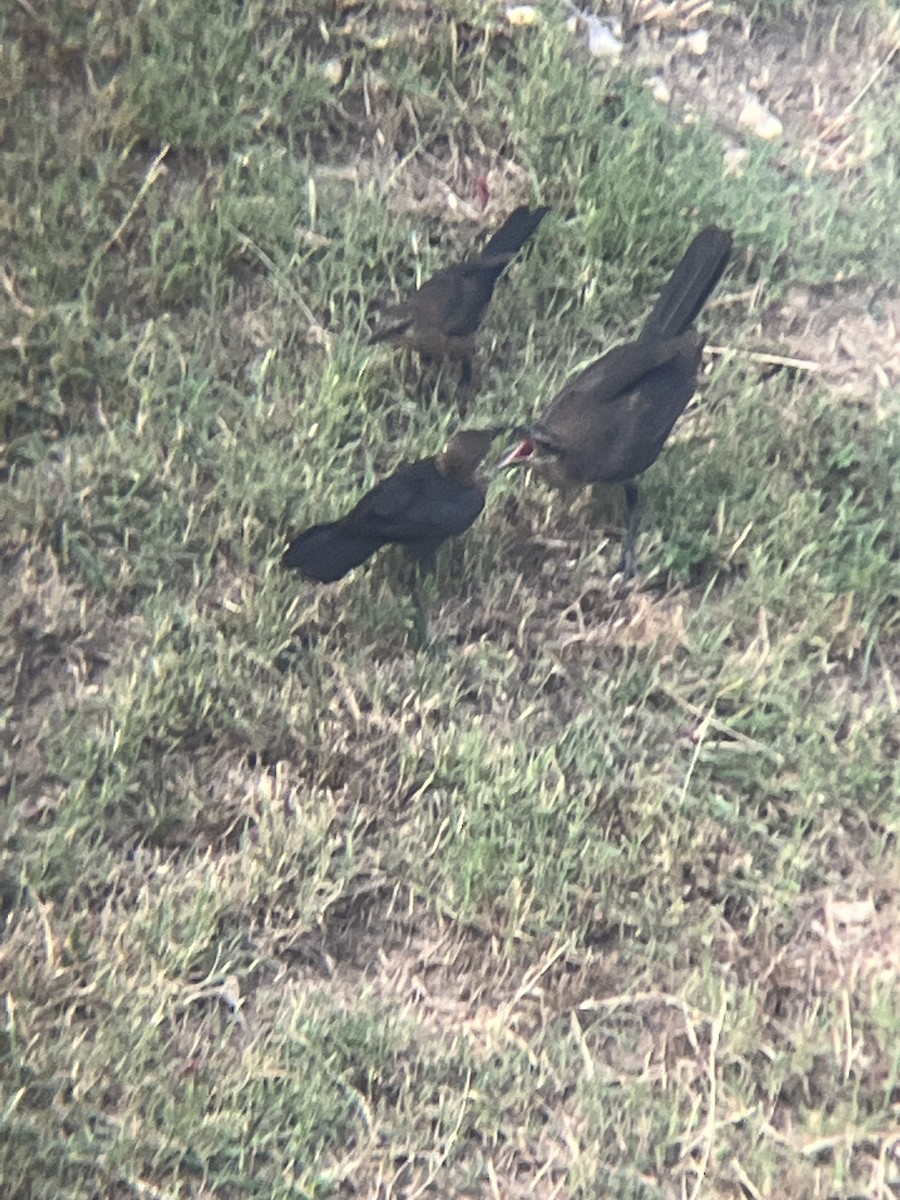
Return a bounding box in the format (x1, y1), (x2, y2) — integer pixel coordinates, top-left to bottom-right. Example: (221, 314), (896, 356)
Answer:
(457, 355), (476, 418)
(409, 569), (429, 647)
(619, 481), (640, 580)
(401, 552), (434, 649)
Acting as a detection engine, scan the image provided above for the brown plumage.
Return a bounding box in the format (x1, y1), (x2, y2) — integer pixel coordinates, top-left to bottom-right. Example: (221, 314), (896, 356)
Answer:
(368, 206), (550, 407)
(500, 225), (733, 577)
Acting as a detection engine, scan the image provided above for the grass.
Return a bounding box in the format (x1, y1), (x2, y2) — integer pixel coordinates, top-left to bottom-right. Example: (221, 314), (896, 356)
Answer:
(2, 0), (900, 1196)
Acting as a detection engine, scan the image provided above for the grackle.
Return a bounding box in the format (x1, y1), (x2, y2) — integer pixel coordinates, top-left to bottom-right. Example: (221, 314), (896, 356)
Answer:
(368, 205), (550, 407)
(499, 225), (733, 577)
(283, 428), (501, 583)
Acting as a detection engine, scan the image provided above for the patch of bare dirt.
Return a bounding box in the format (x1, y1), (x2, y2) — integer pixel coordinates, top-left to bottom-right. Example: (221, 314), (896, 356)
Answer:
(627, 1), (898, 170)
(773, 286), (900, 401)
(377, 149), (535, 224)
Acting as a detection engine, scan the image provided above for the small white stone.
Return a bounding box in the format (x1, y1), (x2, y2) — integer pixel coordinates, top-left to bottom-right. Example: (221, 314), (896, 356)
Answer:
(738, 96), (783, 140)
(644, 76), (671, 105)
(685, 29), (709, 56)
(585, 15), (622, 58)
(723, 145), (751, 177)
(505, 5), (540, 25)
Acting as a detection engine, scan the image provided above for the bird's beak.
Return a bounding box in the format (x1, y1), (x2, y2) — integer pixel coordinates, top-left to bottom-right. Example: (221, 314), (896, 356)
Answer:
(496, 437), (536, 471)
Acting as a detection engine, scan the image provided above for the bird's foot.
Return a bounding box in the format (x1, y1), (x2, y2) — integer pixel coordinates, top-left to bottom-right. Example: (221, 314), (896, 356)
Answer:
(612, 547), (637, 596)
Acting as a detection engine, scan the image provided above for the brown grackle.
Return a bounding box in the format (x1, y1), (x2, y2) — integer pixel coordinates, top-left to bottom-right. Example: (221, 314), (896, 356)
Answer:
(367, 206), (550, 408)
(500, 225), (733, 578)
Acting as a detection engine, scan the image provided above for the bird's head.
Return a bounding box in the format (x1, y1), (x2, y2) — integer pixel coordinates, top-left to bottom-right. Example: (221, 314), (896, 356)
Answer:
(437, 427), (503, 482)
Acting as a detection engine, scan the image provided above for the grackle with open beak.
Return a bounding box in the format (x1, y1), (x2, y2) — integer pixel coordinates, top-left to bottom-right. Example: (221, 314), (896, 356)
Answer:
(500, 225), (733, 578)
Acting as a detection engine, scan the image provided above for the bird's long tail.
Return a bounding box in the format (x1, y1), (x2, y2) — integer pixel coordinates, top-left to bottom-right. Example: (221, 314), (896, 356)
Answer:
(478, 205), (550, 266)
(282, 521), (385, 583)
(640, 226), (732, 340)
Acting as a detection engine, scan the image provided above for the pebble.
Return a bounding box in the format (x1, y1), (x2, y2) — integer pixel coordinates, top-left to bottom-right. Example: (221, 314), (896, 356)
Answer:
(506, 5), (540, 24)
(685, 29), (709, 56)
(584, 15), (623, 58)
(644, 76), (671, 105)
(723, 145), (751, 176)
(738, 96), (783, 140)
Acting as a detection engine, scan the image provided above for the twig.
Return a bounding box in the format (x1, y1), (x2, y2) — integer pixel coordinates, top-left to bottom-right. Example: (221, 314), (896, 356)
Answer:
(578, 990), (700, 1053)
(505, 936), (575, 1014)
(705, 344), (821, 372)
(729, 1157), (764, 1200)
(632, 1), (714, 27)
(1, 268), (36, 316)
(678, 695), (717, 808)
(818, 40), (898, 143)
(232, 230), (333, 350)
(760, 1120), (898, 1157)
(687, 996), (727, 1200)
(91, 144), (170, 269)
(660, 685), (785, 765)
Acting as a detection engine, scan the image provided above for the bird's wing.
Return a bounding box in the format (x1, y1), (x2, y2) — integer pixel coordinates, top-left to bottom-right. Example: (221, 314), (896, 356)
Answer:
(350, 461), (484, 546)
(414, 263), (500, 338)
(368, 266), (486, 343)
(367, 208), (548, 345)
(348, 461), (432, 528)
(540, 336), (693, 434)
(531, 335), (703, 483)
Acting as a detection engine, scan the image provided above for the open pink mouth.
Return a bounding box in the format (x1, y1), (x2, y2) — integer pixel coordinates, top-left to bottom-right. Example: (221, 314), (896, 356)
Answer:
(498, 438), (535, 469)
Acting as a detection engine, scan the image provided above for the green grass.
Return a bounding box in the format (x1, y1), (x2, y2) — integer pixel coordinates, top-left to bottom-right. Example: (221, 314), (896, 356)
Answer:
(3, 0), (900, 1196)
